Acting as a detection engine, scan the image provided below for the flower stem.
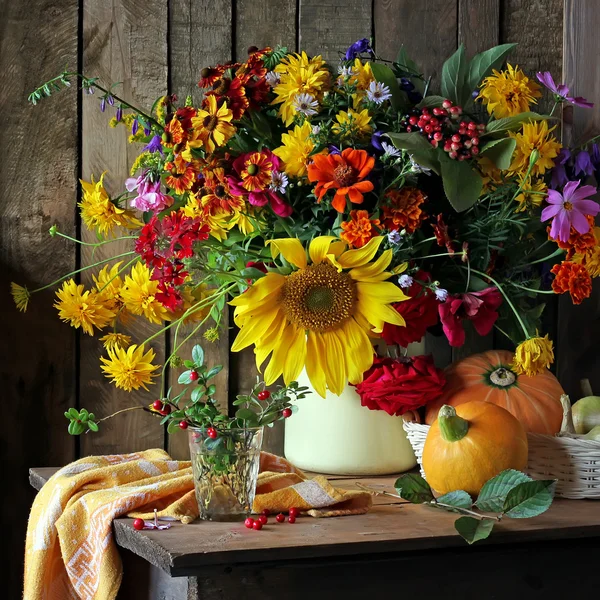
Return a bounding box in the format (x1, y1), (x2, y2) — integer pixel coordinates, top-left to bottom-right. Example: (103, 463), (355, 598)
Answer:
(53, 231), (137, 247)
(94, 405), (149, 425)
(509, 282), (555, 294)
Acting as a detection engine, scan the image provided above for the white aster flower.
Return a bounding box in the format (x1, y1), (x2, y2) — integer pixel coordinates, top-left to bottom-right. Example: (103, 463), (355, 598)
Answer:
(409, 156), (432, 175)
(366, 80), (393, 105)
(387, 230), (403, 245)
(381, 141), (402, 159)
(292, 93), (319, 117)
(435, 288), (449, 302)
(265, 71), (281, 88)
(269, 171), (289, 193)
(311, 124), (321, 136)
(337, 65), (356, 78)
(398, 274), (414, 289)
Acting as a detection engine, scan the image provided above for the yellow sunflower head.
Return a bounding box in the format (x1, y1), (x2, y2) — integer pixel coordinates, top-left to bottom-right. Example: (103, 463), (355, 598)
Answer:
(230, 236), (409, 397)
(189, 95), (236, 154)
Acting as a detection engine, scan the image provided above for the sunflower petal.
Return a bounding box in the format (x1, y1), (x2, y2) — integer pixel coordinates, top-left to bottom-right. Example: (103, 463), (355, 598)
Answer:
(342, 318), (375, 383)
(305, 332), (327, 398)
(230, 273), (285, 306)
(321, 331), (346, 395)
(255, 312), (286, 369)
(356, 281), (409, 304)
(264, 323), (295, 384)
(350, 249), (393, 282)
(231, 305), (281, 352)
(337, 236), (384, 269)
(283, 325), (307, 383)
(266, 238), (307, 269)
(308, 236), (337, 264)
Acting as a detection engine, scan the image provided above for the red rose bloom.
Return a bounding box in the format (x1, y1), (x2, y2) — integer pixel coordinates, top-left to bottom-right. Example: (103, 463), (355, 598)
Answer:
(354, 355), (446, 416)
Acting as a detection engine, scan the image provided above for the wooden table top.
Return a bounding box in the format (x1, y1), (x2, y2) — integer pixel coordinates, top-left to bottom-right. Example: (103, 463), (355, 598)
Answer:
(30, 467), (600, 577)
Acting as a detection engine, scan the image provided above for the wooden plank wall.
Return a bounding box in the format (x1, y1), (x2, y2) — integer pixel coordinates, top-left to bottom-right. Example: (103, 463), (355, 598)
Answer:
(5, 0), (600, 596)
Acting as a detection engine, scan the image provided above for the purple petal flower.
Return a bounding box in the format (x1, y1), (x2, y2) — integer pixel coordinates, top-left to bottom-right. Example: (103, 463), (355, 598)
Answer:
(574, 150), (595, 177)
(107, 94), (115, 106)
(570, 96), (595, 108)
(591, 144), (600, 167)
(344, 38), (373, 61)
(132, 118), (139, 135)
(536, 71), (593, 108)
(550, 165), (569, 189)
(536, 71), (558, 94)
(328, 145), (341, 155)
(116, 106), (123, 122)
(556, 148), (571, 165)
(100, 98), (106, 112)
(371, 130), (384, 152)
(144, 135), (164, 155)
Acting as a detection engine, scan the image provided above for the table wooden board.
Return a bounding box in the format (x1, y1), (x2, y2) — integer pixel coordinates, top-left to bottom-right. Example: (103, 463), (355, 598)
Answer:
(30, 467), (600, 600)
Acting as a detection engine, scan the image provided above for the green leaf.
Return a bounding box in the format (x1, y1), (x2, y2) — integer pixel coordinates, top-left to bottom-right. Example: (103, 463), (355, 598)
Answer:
(240, 267), (267, 280)
(440, 158), (483, 212)
(167, 420), (180, 434)
(416, 95), (446, 109)
(441, 45), (468, 106)
(479, 137), (517, 170)
(68, 407), (79, 419)
(454, 517), (495, 544)
(235, 408), (256, 421)
(178, 371), (193, 385)
(466, 43), (517, 96)
(191, 345), (204, 366)
(485, 112), (549, 134)
(408, 149), (441, 175)
(394, 473), (435, 504)
(206, 384), (217, 396)
(436, 490), (473, 509)
(387, 132), (434, 154)
(370, 62), (403, 110)
(475, 469), (532, 512)
(87, 421), (99, 432)
(502, 479), (556, 519)
(190, 387), (204, 403)
(205, 365), (223, 379)
(395, 47), (424, 93)
(183, 360), (195, 369)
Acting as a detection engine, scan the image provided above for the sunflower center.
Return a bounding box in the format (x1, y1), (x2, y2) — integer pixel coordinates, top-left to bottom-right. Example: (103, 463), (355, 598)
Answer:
(203, 115), (218, 131)
(564, 201), (573, 211)
(280, 263), (356, 332)
(333, 164), (357, 187)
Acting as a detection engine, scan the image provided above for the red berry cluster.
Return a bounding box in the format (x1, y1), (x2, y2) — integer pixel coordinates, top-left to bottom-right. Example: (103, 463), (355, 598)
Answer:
(244, 507), (298, 530)
(152, 399), (172, 416)
(403, 99), (485, 161)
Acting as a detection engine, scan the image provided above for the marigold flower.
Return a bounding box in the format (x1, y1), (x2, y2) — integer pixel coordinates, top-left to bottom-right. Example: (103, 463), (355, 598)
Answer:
(512, 335), (554, 377)
(478, 64), (541, 118)
(11, 283), (30, 312)
(100, 343), (159, 391)
(381, 187), (426, 234)
(100, 332), (132, 350)
(549, 215), (597, 259)
(340, 210), (380, 248)
(308, 148), (374, 213)
(273, 121), (315, 178)
(550, 260), (592, 304)
(509, 121), (562, 177)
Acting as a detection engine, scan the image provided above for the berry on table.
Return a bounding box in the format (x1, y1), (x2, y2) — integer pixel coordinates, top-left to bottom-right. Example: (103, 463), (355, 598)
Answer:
(178, 421), (188, 430)
(261, 509), (270, 516)
(276, 513), (285, 523)
(189, 371), (199, 381)
(282, 408), (292, 418)
(132, 518), (145, 531)
(257, 390), (271, 401)
(288, 516), (296, 524)
(289, 507), (299, 518)
(258, 514), (268, 525)
(207, 427), (218, 439)
(152, 399), (164, 411)
(252, 520), (263, 530)
(244, 518), (255, 529)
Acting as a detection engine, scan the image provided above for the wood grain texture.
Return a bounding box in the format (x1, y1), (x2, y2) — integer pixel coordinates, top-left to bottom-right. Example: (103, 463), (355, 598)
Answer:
(374, 0), (458, 88)
(458, 0), (500, 56)
(299, 0), (372, 63)
(80, 0), (168, 455)
(235, 0), (297, 60)
(0, 1), (78, 597)
(557, 0), (600, 399)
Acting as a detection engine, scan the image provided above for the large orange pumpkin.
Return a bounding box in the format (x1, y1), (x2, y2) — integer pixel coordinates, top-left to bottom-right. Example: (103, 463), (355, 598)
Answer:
(425, 350), (564, 434)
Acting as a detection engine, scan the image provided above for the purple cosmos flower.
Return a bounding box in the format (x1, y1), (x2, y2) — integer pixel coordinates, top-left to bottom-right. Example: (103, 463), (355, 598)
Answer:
(344, 38), (374, 61)
(536, 71), (594, 108)
(144, 135), (164, 155)
(541, 180), (599, 242)
(574, 150), (595, 177)
(550, 148), (571, 189)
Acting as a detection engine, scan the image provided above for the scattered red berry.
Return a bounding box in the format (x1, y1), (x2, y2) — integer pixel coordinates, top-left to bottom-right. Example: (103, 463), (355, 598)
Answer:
(257, 390), (271, 401)
(207, 427), (218, 439)
(288, 516), (296, 524)
(189, 371), (199, 381)
(258, 515), (268, 525)
(245, 517), (255, 529)
(261, 509), (270, 516)
(252, 520), (263, 530)
(289, 507), (299, 518)
(152, 399), (164, 411)
(276, 513), (285, 523)
(178, 421), (189, 430)
(132, 518), (145, 531)
(282, 408), (292, 418)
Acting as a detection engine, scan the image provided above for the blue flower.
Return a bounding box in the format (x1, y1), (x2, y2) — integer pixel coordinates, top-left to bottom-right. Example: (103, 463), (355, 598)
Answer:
(344, 38), (373, 61)
(371, 130), (384, 152)
(144, 135), (164, 156)
(574, 150), (594, 177)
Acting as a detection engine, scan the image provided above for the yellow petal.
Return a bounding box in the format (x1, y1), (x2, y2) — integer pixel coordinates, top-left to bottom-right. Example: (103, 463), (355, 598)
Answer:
(266, 238), (307, 269)
(254, 312), (287, 369)
(283, 325), (307, 383)
(321, 331), (346, 396)
(357, 297), (406, 333)
(264, 323), (295, 384)
(356, 281), (409, 304)
(230, 305), (281, 352)
(342, 318), (375, 384)
(350, 249), (394, 282)
(230, 273), (285, 307)
(305, 332), (327, 398)
(337, 236), (384, 269)
(308, 236), (337, 264)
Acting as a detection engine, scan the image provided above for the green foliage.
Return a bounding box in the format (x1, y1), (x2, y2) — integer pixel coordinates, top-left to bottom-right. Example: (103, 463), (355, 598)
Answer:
(479, 137), (517, 170)
(263, 46), (288, 71)
(475, 469), (531, 512)
(65, 408), (99, 435)
(441, 45), (469, 107)
(440, 158), (483, 212)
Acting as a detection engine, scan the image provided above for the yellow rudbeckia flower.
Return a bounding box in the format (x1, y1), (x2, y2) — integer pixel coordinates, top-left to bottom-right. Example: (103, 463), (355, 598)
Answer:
(230, 236), (409, 397)
(512, 334), (554, 377)
(100, 343), (159, 391)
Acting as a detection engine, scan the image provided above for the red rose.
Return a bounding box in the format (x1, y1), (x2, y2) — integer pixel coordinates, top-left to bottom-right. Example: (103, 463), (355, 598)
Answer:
(354, 355), (446, 416)
(382, 276), (439, 347)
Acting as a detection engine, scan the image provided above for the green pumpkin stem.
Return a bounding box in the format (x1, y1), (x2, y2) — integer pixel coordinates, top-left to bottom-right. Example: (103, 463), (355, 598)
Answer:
(437, 405), (469, 442)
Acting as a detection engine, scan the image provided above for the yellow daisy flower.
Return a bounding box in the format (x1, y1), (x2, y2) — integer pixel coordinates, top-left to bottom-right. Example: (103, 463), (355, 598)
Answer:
(332, 108), (372, 139)
(514, 176), (547, 213)
(478, 64), (541, 119)
(121, 262), (172, 324)
(509, 121), (562, 177)
(11, 283), (30, 312)
(273, 121), (315, 178)
(99, 332), (132, 350)
(348, 58), (375, 108)
(227, 208), (257, 236)
(54, 279), (116, 335)
(79, 173), (142, 237)
(93, 262), (126, 316)
(512, 334), (554, 377)
(100, 343), (159, 391)
(230, 236), (409, 397)
(171, 284), (210, 324)
(187, 95), (236, 154)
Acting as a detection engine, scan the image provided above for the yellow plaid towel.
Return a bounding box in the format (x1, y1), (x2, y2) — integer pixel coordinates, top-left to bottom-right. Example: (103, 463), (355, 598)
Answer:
(24, 449), (371, 600)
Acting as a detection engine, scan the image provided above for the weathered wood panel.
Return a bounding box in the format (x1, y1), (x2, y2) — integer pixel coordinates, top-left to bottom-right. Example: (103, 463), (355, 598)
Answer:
(459, 0), (500, 56)
(80, 0), (168, 455)
(0, 1), (79, 597)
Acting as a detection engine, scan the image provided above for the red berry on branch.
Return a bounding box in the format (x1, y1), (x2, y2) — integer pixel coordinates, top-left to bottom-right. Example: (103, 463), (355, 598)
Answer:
(471, 137), (479, 146)
(276, 513), (285, 523)
(282, 408), (292, 418)
(451, 134), (461, 143)
(451, 142), (460, 151)
(449, 151), (458, 159)
(178, 421), (189, 430)
(408, 115), (418, 125)
(160, 404), (172, 416)
(252, 520), (263, 530)
(257, 390), (271, 401)
(433, 132), (443, 141)
(152, 399), (164, 411)
(258, 515), (268, 525)
(288, 516), (296, 524)
(442, 99), (452, 109)
(189, 371), (199, 381)
(471, 146), (480, 155)
(244, 518), (255, 529)
(406, 126), (412, 132)
(132, 518), (145, 531)
(207, 427), (218, 439)
(468, 121), (477, 130)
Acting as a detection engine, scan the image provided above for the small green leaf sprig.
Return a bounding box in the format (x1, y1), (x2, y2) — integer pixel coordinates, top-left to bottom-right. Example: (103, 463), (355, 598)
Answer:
(65, 408), (99, 435)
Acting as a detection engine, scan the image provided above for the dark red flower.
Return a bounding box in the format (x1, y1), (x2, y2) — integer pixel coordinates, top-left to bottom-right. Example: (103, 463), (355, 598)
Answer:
(433, 213), (455, 255)
(244, 77), (271, 110)
(438, 287), (503, 347)
(354, 355), (446, 416)
(155, 284), (183, 311)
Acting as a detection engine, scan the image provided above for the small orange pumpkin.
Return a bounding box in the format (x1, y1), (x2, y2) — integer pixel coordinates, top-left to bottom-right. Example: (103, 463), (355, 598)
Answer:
(422, 402), (528, 495)
(425, 350), (564, 434)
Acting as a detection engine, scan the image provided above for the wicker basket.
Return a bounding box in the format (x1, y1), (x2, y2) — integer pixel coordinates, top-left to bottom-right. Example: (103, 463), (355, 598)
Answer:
(402, 398), (600, 500)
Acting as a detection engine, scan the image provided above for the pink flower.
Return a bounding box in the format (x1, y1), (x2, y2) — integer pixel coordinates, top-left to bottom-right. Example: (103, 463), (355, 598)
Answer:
(126, 174), (173, 213)
(541, 180), (599, 242)
(439, 287), (503, 347)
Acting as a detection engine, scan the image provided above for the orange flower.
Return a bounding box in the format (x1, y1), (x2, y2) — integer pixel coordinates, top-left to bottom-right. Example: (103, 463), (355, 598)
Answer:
(165, 161), (197, 195)
(551, 261), (592, 305)
(198, 64), (226, 89)
(206, 77), (249, 121)
(549, 215), (597, 259)
(340, 210), (380, 248)
(381, 187), (426, 234)
(201, 178), (244, 214)
(307, 148), (375, 213)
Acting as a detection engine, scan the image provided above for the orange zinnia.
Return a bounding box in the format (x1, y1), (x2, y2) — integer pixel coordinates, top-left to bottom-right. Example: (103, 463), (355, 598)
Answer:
(307, 148), (374, 213)
(551, 261), (592, 305)
(340, 210), (380, 248)
(381, 187), (426, 234)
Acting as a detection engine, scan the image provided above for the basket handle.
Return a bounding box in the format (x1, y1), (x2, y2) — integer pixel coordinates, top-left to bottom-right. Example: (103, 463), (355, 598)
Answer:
(559, 394), (576, 435)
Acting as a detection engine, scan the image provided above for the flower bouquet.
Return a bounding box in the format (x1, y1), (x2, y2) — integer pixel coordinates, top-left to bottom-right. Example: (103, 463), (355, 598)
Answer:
(15, 38), (599, 473)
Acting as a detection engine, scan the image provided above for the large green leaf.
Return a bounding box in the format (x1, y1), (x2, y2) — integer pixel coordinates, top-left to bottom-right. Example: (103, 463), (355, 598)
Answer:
(467, 43), (517, 96)
(455, 517), (495, 544)
(408, 149), (441, 175)
(502, 479), (557, 518)
(395, 47), (424, 93)
(485, 112), (550, 134)
(440, 158), (483, 212)
(416, 95), (446, 109)
(370, 62), (403, 111)
(441, 45), (468, 106)
(475, 469), (531, 512)
(394, 473), (434, 504)
(436, 490), (473, 509)
(479, 137), (517, 170)
(387, 132), (434, 154)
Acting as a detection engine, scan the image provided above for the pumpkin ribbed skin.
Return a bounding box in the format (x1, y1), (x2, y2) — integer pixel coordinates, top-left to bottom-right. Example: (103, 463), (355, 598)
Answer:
(425, 350), (564, 434)
(422, 401), (528, 495)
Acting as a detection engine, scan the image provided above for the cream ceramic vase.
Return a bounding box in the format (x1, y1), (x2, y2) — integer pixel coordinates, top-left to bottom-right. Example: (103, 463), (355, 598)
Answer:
(284, 340), (424, 475)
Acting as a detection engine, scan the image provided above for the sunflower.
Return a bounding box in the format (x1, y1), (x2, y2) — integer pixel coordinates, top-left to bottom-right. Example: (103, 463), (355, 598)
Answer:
(332, 108), (372, 139)
(509, 120), (562, 177)
(478, 64), (541, 118)
(512, 335), (554, 377)
(188, 95), (236, 154)
(308, 148), (375, 212)
(340, 210), (380, 248)
(273, 121), (315, 178)
(121, 262), (172, 324)
(54, 279), (115, 335)
(100, 332), (132, 350)
(100, 343), (159, 391)
(79, 173), (141, 236)
(10, 283), (30, 312)
(230, 236), (409, 397)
